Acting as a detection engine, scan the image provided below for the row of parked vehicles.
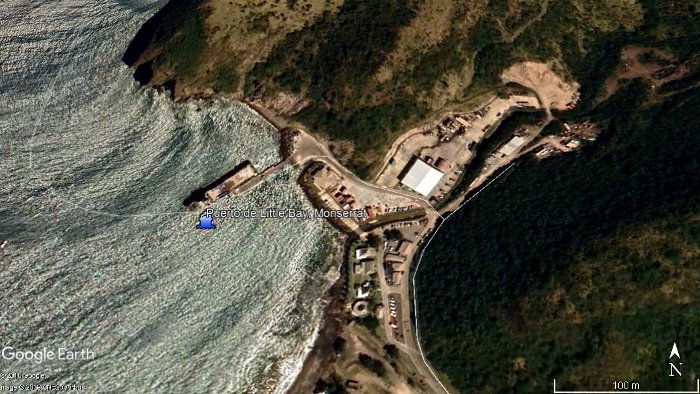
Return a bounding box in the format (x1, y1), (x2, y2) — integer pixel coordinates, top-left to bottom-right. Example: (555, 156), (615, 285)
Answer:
(388, 295), (398, 329)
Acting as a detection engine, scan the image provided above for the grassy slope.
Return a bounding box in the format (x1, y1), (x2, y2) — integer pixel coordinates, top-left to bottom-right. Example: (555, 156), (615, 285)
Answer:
(246, 0), (647, 177)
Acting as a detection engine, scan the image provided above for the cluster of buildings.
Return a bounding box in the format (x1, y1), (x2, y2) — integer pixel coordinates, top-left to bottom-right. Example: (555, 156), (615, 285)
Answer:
(435, 115), (469, 142)
(563, 120), (596, 139)
(349, 245), (384, 321)
(534, 120), (597, 159)
(383, 239), (412, 285)
(351, 280), (372, 318)
(308, 162), (419, 229)
(353, 246), (377, 276)
(346, 232), (416, 343)
(330, 185), (357, 211)
(391, 102), (532, 200)
(377, 92), (542, 205)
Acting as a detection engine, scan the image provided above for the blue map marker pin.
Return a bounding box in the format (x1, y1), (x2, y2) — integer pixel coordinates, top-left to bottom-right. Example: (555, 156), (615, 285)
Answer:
(195, 214), (216, 230)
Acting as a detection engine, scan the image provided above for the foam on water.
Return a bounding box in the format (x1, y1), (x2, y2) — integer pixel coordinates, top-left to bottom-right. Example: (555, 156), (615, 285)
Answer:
(0, 1), (336, 392)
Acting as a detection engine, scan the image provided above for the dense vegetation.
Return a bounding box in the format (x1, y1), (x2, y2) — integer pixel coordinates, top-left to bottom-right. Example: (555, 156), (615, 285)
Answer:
(246, 0), (687, 175)
(409, 3), (700, 390)
(416, 76), (700, 392)
(247, 0), (419, 178)
(122, 0), (200, 67)
(472, 0), (700, 110)
(358, 353), (386, 377)
(156, 9), (206, 79)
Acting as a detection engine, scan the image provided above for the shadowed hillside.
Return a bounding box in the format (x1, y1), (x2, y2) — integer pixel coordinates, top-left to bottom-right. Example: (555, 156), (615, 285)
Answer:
(415, 74), (700, 393)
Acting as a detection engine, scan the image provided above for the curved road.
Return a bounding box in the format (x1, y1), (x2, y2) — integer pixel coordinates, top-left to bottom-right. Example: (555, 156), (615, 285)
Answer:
(246, 97), (554, 394)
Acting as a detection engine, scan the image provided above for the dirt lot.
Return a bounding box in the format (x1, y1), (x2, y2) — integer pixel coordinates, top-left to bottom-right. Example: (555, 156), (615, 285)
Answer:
(375, 93), (540, 200)
(500, 61), (579, 111)
(599, 46), (690, 101)
(332, 323), (433, 394)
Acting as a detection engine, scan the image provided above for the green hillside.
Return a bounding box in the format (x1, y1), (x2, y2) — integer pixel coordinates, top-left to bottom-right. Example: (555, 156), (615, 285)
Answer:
(123, 0), (698, 178)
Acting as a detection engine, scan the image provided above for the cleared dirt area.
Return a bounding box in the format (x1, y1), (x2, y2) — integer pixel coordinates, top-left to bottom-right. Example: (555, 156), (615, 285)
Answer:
(334, 323), (433, 393)
(501, 61), (579, 111)
(600, 46), (690, 101)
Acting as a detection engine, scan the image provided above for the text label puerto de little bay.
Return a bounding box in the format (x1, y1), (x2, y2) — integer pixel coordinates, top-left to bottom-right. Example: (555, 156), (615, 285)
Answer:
(202, 207), (368, 220)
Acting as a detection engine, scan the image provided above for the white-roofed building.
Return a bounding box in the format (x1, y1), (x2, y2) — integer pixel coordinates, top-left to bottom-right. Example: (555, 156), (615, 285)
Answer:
(355, 247), (377, 261)
(399, 158), (444, 196)
(497, 136), (526, 156)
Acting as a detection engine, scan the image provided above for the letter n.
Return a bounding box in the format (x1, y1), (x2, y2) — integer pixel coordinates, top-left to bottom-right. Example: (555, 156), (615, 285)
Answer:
(669, 362), (683, 377)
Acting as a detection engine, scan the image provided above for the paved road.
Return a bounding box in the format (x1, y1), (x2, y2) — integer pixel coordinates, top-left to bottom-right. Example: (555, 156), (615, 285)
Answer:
(290, 130), (451, 392)
(238, 104), (451, 392)
(290, 130), (451, 393)
(245, 97), (557, 394)
(291, 131), (438, 213)
(373, 225), (451, 394)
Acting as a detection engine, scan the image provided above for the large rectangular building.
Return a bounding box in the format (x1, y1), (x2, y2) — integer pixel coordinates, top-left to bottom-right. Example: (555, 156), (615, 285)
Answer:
(497, 136), (526, 156)
(400, 158), (444, 196)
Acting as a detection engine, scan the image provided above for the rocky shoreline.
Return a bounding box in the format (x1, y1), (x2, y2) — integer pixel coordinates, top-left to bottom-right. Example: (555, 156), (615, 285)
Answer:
(284, 238), (353, 393)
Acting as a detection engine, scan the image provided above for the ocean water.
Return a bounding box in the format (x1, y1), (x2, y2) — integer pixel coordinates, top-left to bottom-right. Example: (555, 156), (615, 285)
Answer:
(0, 1), (337, 392)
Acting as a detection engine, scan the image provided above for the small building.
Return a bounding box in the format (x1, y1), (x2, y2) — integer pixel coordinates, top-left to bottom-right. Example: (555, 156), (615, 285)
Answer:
(391, 261), (404, 272)
(455, 116), (471, 128)
(363, 260), (376, 274)
(375, 304), (384, 319)
(399, 158), (445, 197)
(364, 206), (377, 219)
(497, 136), (527, 156)
(351, 300), (370, 317)
(386, 253), (407, 264)
(397, 240), (412, 256)
(356, 247), (377, 261)
(536, 148), (551, 158)
(434, 157), (449, 172)
(353, 262), (363, 275)
(391, 271), (403, 285)
(566, 139), (581, 149)
(356, 285), (370, 299)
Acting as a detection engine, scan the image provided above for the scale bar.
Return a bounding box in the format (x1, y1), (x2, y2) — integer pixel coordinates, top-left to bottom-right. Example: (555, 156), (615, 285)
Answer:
(554, 379), (700, 394)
